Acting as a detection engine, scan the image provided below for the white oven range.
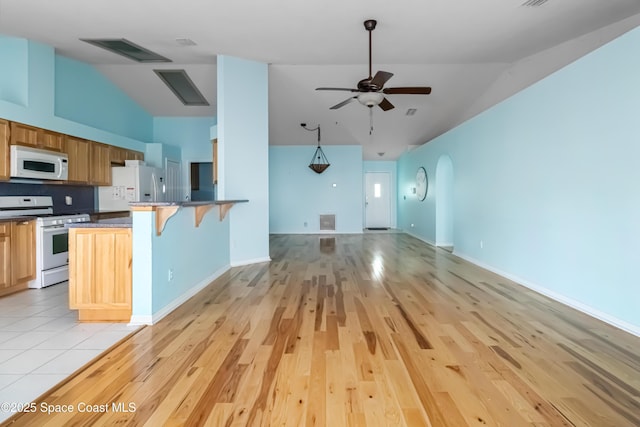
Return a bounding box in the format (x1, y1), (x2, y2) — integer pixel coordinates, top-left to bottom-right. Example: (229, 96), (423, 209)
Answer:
(0, 196), (90, 288)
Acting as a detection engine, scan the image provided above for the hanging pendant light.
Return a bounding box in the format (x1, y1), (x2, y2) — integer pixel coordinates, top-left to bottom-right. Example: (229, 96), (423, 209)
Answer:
(301, 123), (330, 174)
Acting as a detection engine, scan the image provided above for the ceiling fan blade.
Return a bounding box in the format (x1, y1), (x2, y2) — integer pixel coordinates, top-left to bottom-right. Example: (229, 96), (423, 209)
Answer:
(370, 71), (394, 88)
(383, 87), (432, 95)
(316, 87), (359, 92)
(330, 97), (357, 110)
(378, 97), (394, 111)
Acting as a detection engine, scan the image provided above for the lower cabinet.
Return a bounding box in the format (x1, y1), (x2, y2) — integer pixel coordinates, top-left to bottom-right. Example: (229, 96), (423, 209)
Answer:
(0, 220), (36, 297)
(68, 227), (132, 322)
(0, 224), (12, 293)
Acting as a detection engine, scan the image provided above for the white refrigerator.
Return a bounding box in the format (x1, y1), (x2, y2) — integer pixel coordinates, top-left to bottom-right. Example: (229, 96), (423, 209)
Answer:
(98, 162), (165, 211)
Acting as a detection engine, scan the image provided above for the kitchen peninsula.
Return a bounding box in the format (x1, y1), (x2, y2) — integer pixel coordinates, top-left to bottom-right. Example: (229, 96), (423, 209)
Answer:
(67, 200), (247, 323)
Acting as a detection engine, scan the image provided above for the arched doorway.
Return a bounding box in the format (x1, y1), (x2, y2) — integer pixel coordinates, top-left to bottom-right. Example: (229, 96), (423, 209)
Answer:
(436, 155), (454, 251)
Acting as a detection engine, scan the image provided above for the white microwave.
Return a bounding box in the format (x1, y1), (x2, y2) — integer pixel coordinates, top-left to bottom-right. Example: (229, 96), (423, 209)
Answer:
(10, 145), (68, 181)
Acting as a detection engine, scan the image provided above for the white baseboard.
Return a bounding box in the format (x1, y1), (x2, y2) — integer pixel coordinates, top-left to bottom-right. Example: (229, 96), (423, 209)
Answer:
(269, 230), (364, 235)
(128, 315), (152, 325)
(230, 256), (271, 267)
(129, 264), (230, 325)
(402, 229), (436, 246)
(454, 251), (640, 338)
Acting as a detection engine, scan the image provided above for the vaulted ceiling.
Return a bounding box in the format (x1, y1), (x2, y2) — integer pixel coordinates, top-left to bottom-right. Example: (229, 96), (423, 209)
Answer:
(1, 0), (640, 159)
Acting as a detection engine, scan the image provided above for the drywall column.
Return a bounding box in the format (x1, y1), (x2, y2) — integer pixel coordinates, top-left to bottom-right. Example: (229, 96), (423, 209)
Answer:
(217, 55), (270, 265)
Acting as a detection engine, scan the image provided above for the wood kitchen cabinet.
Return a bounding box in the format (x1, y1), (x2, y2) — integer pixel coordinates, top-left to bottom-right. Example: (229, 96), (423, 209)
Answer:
(109, 146), (127, 165)
(110, 146), (144, 165)
(10, 122), (63, 152)
(39, 128), (64, 151)
(69, 227), (132, 322)
(64, 135), (90, 183)
(129, 150), (144, 161)
(11, 220), (36, 286)
(0, 224), (11, 292)
(0, 219), (36, 297)
(89, 141), (111, 185)
(0, 119), (9, 181)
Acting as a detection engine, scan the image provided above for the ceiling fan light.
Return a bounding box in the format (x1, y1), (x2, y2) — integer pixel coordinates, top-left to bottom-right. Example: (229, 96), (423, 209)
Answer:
(357, 92), (384, 107)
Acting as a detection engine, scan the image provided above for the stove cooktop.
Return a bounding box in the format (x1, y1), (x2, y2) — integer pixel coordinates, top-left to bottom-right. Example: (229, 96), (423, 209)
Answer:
(0, 196), (91, 222)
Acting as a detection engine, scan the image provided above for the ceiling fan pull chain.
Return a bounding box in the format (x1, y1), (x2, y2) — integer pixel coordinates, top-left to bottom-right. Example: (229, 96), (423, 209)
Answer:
(370, 108), (374, 135)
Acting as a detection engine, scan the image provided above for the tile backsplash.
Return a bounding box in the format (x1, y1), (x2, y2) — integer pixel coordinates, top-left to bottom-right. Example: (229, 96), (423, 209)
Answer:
(0, 181), (95, 214)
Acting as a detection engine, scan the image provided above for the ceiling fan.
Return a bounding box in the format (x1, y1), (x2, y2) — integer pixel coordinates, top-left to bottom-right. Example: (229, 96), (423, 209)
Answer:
(316, 19), (432, 111)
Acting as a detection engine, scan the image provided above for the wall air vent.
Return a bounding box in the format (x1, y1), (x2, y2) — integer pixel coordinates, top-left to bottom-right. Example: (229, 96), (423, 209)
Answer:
(320, 214), (336, 231)
(521, 0), (549, 6)
(154, 69), (209, 106)
(80, 38), (171, 63)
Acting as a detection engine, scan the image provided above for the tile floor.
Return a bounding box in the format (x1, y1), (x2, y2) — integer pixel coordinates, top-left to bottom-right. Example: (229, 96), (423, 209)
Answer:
(0, 282), (140, 423)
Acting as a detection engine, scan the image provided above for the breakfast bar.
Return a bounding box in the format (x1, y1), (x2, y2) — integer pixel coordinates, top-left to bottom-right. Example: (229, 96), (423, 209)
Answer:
(66, 200), (247, 323)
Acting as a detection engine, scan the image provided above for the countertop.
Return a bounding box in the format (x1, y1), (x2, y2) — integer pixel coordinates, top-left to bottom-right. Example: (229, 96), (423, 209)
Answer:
(128, 199), (248, 208)
(66, 217), (132, 228)
(66, 200), (247, 231)
(0, 216), (36, 224)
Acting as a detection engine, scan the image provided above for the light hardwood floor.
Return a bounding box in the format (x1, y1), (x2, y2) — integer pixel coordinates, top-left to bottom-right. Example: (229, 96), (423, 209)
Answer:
(4, 233), (640, 426)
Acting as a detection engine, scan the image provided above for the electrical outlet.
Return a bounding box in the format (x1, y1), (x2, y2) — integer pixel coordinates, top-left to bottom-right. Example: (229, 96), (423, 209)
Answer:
(410, 223), (415, 228)
(480, 240), (484, 249)
(168, 269), (174, 281)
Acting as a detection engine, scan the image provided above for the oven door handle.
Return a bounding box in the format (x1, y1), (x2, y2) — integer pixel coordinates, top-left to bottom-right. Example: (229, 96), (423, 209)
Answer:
(42, 225), (67, 232)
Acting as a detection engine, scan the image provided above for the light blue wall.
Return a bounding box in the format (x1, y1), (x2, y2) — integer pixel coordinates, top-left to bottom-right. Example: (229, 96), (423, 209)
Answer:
(363, 161), (397, 229)
(55, 56), (153, 142)
(131, 208), (230, 321)
(0, 36), (28, 106)
(150, 207), (230, 314)
(154, 117), (216, 200)
(397, 26), (640, 333)
(131, 211), (154, 318)
(0, 36), (146, 151)
(153, 117), (215, 159)
(270, 145), (364, 233)
(217, 56), (270, 265)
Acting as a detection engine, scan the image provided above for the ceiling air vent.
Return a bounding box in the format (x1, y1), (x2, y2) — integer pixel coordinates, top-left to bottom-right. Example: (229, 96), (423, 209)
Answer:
(80, 38), (171, 63)
(154, 69), (209, 106)
(521, 0), (549, 6)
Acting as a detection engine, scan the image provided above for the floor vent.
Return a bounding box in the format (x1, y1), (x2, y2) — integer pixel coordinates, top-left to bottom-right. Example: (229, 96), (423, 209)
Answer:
(319, 214), (336, 231)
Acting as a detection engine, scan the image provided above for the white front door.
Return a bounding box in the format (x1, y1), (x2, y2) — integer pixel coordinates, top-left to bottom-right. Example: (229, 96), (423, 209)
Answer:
(365, 172), (391, 229)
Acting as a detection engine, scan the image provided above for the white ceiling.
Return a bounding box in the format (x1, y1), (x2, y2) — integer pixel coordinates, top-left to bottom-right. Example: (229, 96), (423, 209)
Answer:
(1, 0), (640, 159)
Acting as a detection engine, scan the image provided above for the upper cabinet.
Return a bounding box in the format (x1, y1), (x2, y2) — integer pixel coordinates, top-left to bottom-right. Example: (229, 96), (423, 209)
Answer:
(10, 122), (63, 152)
(89, 142), (111, 186)
(0, 119), (9, 181)
(109, 146), (127, 165)
(1, 118), (146, 186)
(64, 135), (90, 183)
(130, 150), (144, 161)
(109, 145), (145, 166)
